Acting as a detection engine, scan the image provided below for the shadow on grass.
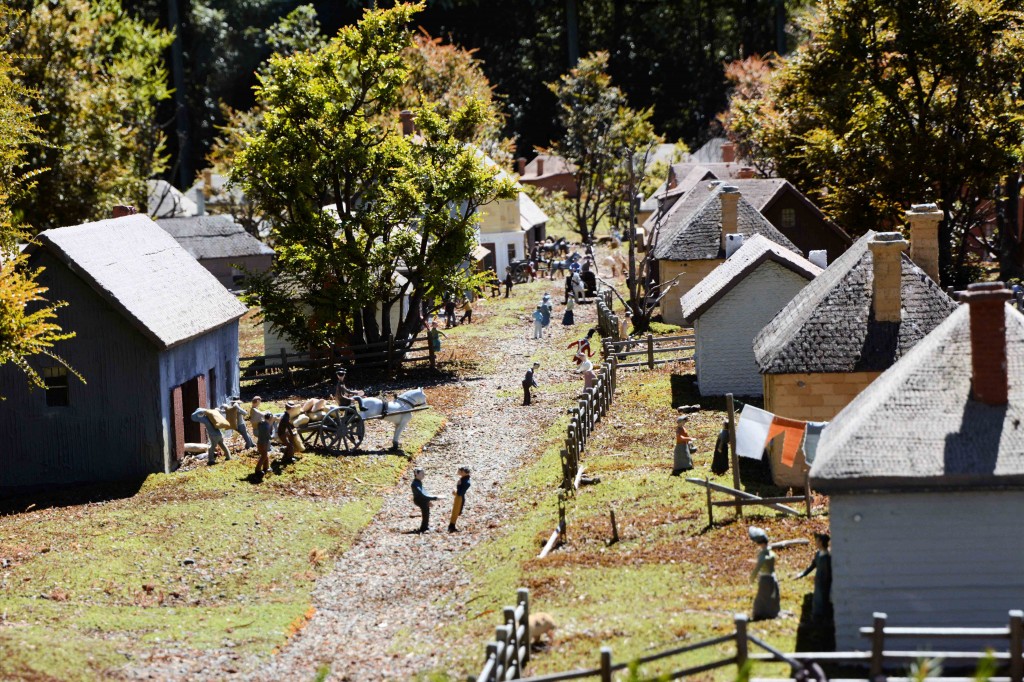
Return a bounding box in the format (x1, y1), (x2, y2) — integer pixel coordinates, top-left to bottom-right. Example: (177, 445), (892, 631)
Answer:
(0, 476), (148, 516)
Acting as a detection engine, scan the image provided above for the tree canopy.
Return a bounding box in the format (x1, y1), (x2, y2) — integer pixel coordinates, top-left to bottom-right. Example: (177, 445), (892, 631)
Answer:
(724, 0), (1024, 285)
(234, 3), (516, 349)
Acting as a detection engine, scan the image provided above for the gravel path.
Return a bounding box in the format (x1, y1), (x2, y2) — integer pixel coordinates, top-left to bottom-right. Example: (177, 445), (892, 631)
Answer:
(120, 289), (598, 681)
(257, 300), (591, 681)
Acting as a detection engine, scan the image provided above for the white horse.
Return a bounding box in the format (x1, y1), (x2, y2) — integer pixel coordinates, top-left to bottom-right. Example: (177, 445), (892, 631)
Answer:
(354, 387), (428, 449)
(571, 272), (585, 300)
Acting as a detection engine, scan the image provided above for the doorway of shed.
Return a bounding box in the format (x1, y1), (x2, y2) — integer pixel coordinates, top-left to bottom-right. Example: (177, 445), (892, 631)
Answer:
(481, 242), (496, 272)
(171, 374), (207, 463)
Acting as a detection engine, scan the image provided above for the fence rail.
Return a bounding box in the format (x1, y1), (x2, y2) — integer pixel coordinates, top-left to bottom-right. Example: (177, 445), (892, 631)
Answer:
(239, 334), (436, 387)
(467, 606), (1024, 682)
(602, 332), (694, 369)
(559, 359), (617, 492)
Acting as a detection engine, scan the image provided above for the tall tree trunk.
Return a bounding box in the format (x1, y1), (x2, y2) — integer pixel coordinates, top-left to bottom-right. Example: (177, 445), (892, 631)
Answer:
(999, 174), (1024, 282)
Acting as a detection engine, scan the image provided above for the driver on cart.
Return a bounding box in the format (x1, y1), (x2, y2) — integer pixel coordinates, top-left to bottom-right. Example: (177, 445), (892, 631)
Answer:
(334, 368), (365, 410)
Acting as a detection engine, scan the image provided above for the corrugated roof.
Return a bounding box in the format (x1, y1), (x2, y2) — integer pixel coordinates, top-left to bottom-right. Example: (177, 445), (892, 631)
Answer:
(811, 303), (1024, 492)
(651, 185), (798, 261)
(36, 215), (247, 350)
(679, 234), (821, 322)
(156, 215), (274, 260)
(753, 231), (958, 374)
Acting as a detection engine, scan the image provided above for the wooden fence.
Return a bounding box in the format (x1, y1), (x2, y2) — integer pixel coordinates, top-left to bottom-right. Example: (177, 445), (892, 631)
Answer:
(239, 334), (435, 387)
(559, 359), (617, 492)
(595, 290), (620, 341)
(469, 589), (531, 682)
(468, 606), (1024, 682)
(601, 332), (694, 369)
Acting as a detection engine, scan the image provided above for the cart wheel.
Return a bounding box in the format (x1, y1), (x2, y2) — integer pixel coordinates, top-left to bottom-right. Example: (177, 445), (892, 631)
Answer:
(341, 411), (365, 451)
(298, 427), (321, 452)
(317, 408), (344, 454)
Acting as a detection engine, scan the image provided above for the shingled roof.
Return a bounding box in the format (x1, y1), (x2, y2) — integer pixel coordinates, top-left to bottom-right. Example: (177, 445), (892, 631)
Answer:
(651, 185), (798, 261)
(35, 214), (247, 350)
(753, 231), (957, 374)
(811, 302), (1024, 492)
(156, 214), (274, 261)
(679, 235), (822, 322)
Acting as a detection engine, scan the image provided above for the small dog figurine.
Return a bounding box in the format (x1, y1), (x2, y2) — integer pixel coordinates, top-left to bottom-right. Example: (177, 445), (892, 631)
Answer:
(529, 612), (557, 645)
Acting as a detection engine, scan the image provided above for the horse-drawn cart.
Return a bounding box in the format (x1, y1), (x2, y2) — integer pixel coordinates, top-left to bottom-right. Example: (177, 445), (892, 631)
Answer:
(294, 388), (430, 455)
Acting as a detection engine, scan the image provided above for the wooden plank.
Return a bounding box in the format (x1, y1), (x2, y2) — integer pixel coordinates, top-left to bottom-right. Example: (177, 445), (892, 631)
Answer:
(859, 626), (1009, 638)
(726, 394), (741, 518)
(611, 346), (694, 358)
(685, 477), (802, 516)
(712, 497), (808, 507)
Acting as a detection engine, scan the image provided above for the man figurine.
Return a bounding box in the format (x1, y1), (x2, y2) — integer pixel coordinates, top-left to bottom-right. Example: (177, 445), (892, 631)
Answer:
(540, 294), (552, 335)
(411, 468), (438, 533)
(522, 362), (539, 405)
(224, 397), (255, 449)
(444, 298), (458, 328)
(255, 412), (273, 476)
(248, 396), (268, 435)
(504, 268), (514, 298)
(191, 407), (230, 464)
(448, 466), (472, 532)
(532, 305), (544, 340)
(567, 328), (597, 360)
(712, 419), (730, 475)
(334, 368), (365, 409)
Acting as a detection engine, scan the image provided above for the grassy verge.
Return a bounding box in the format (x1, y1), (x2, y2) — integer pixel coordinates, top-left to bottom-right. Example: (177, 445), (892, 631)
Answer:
(428, 363), (828, 680)
(0, 409), (445, 681)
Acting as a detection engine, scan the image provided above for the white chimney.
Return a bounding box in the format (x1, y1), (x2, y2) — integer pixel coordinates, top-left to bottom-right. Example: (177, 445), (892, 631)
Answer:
(725, 233), (744, 258)
(808, 250), (827, 269)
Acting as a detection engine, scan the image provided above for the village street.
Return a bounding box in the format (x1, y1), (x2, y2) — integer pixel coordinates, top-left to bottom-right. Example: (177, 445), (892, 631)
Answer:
(119, 283), (596, 681)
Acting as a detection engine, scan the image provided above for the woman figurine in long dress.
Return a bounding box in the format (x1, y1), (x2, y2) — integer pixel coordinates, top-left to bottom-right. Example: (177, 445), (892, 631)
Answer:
(562, 295), (575, 325)
(795, 532), (832, 623)
(671, 414), (693, 475)
(749, 526), (781, 620)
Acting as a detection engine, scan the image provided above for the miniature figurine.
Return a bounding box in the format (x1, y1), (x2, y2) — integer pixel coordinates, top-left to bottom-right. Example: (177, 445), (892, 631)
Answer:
(448, 466), (472, 532)
(504, 268), (514, 298)
(411, 467), (439, 533)
(567, 328), (597, 360)
(334, 368), (365, 409)
(255, 411), (274, 476)
(749, 526), (781, 621)
(575, 356), (597, 389)
(191, 407), (231, 465)
(712, 419), (731, 475)
(223, 397), (254, 449)
(460, 297), (473, 324)
(795, 532), (832, 623)
(278, 403), (298, 465)
(562, 295), (576, 326)
(672, 414), (693, 475)
(523, 362), (540, 405)
(428, 319), (447, 354)
(532, 305), (545, 340)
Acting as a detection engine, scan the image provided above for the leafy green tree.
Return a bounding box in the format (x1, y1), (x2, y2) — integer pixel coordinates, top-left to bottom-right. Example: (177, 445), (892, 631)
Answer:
(4, 0), (172, 230)
(548, 52), (659, 243)
(234, 3), (516, 349)
(724, 0), (1024, 285)
(0, 5), (74, 391)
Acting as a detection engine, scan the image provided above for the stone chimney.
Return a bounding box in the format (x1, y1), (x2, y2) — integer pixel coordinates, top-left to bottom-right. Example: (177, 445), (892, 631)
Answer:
(517, 157), (526, 175)
(737, 166), (755, 179)
(868, 232), (909, 323)
(961, 282), (1013, 406)
(719, 185), (740, 253)
(536, 158), (544, 176)
(906, 203), (942, 283)
(721, 142), (736, 163)
(399, 110), (414, 136)
(112, 205), (137, 218)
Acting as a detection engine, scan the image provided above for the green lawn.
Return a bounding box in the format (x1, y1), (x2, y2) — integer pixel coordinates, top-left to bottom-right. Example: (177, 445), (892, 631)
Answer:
(0, 408), (445, 681)
(420, 364), (829, 681)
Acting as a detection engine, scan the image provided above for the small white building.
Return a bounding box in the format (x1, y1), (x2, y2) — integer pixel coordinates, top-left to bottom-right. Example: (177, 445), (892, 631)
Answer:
(812, 282), (1024, 651)
(679, 234), (821, 396)
(477, 190), (547, 276)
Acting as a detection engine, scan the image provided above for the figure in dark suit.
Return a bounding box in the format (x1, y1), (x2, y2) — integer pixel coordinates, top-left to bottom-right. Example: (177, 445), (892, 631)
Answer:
(411, 468), (438, 533)
(522, 362), (539, 405)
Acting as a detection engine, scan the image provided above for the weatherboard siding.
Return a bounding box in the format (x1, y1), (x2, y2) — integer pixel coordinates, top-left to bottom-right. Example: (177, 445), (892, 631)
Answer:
(693, 261), (809, 397)
(0, 250), (162, 489)
(830, 492), (1024, 651)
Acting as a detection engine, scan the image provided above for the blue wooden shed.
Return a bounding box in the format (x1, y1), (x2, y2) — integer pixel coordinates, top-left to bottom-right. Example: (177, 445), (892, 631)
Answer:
(0, 214), (247, 490)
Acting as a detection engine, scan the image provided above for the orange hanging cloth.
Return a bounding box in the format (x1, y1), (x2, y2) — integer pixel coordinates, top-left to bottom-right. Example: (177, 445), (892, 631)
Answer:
(766, 415), (806, 467)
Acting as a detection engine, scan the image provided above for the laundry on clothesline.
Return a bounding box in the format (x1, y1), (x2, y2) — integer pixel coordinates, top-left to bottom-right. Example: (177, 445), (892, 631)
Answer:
(734, 405), (829, 468)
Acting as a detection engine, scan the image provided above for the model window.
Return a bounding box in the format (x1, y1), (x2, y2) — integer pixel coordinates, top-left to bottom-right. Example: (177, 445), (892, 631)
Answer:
(43, 366), (69, 407)
(781, 208), (796, 229)
(507, 243), (517, 263)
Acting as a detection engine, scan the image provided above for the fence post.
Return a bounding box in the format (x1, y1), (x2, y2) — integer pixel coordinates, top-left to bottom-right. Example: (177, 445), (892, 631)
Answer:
(280, 348), (294, 386)
(428, 335), (436, 370)
(1010, 610), (1023, 682)
(495, 625), (509, 679)
(726, 393), (742, 518)
(485, 643), (498, 682)
(600, 647), (613, 682)
(734, 613), (749, 674)
(387, 335), (395, 369)
(647, 333), (655, 369)
(706, 477), (714, 527)
(518, 589), (531, 667)
(503, 606), (518, 676)
(804, 468), (813, 518)
(869, 612), (887, 680)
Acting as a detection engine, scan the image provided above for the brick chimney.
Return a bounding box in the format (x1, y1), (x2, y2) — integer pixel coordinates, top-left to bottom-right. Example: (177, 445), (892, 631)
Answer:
(737, 166), (755, 179)
(399, 110), (414, 136)
(868, 232), (909, 323)
(536, 158), (544, 176)
(112, 205), (137, 218)
(721, 142), (736, 163)
(906, 203), (942, 283)
(517, 157), (526, 175)
(719, 185), (740, 253)
(961, 282), (1013, 406)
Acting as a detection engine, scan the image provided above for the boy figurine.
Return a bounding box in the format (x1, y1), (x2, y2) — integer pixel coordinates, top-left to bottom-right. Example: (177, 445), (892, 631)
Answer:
(532, 305), (544, 340)
(255, 412), (273, 476)
(411, 468), (439, 533)
(448, 466), (472, 532)
(522, 362), (540, 406)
